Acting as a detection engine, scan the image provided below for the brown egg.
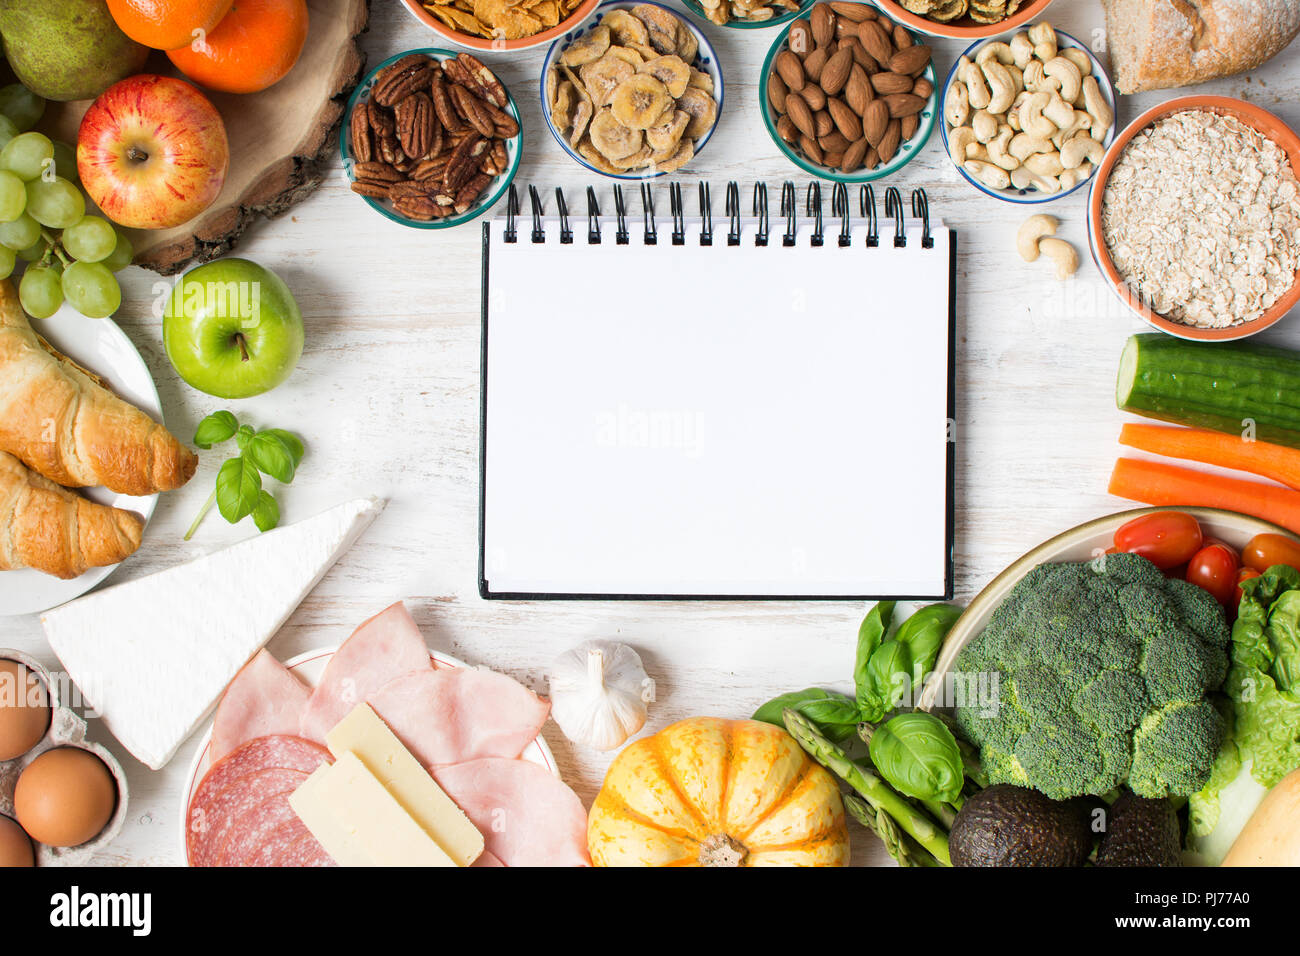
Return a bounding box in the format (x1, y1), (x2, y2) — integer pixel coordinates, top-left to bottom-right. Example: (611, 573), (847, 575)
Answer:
(0, 659), (50, 761)
(0, 815), (34, 867)
(14, 747), (116, 848)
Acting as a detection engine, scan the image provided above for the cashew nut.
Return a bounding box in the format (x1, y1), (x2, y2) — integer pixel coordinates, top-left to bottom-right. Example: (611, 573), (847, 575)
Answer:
(1058, 161), (1094, 191)
(1018, 91), (1056, 140)
(1024, 150), (1064, 178)
(963, 159), (1010, 190)
(1038, 237), (1079, 279)
(972, 108), (999, 144)
(957, 58), (992, 111)
(987, 126), (1019, 171)
(1028, 21), (1057, 61)
(965, 142), (992, 164)
(1009, 131), (1053, 162)
(1081, 75), (1114, 141)
(945, 80), (970, 127)
(1009, 32), (1034, 69)
(1043, 91), (1076, 130)
(1062, 48), (1093, 82)
(1022, 60), (1052, 94)
(1051, 110), (1092, 149)
(1010, 166), (1059, 193)
(947, 125), (978, 163)
(982, 60), (1016, 115)
(1060, 132), (1105, 170)
(975, 41), (1016, 67)
(1043, 56), (1082, 105)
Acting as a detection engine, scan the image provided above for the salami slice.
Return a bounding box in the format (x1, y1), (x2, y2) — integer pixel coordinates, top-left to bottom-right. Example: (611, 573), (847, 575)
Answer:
(278, 830), (336, 868)
(245, 817), (307, 867)
(216, 791), (299, 867)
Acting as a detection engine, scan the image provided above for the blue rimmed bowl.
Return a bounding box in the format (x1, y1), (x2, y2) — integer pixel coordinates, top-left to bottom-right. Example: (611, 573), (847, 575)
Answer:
(340, 48), (522, 229)
(541, 0), (723, 180)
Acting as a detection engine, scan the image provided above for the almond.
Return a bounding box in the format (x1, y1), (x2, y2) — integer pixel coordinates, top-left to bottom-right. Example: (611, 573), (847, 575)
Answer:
(856, 20), (893, 65)
(814, 109), (834, 137)
(901, 113), (919, 141)
(785, 91), (815, 138)
(843, 36), (877, 72)
(912, 77), (933, 99)
(829, 2), (873, 22)
(892, 24), (912, 49)
(845, 64), (873, 115)
(776, 114), (799, 143)
(803, 46), (829, 83)
(841, 137), (868, 172)
(799, 133), (824, 165)
(870, 71), (913, 95)
(775, 50), (806, 91)
(889, 44), (931, 76)
(788, 19), (813, 56)
(823, 149), (845, 167)
(768, 71), (789, 112)
(818, 129), (851, 153)
(861, 98), (889, 147)
(819, 47), (853, 96)
(883, 92), (926, 117)
(801, 82), (827, 111)
(810, 3), (835, 47)
(877, 117), (901, 162)
(827, 96), (862, 141)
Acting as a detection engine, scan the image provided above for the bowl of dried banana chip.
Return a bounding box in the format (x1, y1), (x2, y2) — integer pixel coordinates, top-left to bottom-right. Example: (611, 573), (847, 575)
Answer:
(400, 0), (602, 52)
(542, 1), (723, 178)
(681, 0), (812, 30)
(874, 0), (1054, 38)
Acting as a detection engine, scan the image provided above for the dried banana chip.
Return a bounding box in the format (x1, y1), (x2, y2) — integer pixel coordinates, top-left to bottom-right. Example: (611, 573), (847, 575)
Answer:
(606, 45), (645, 66)
(590, 107), (644, 160)
(675, 20), (698, 62)
(606, 145), (654, 170)
(637, 54), (690, 97)
(561, 24), (611, 67)
(687, 67), (714, 93)
(632, 3), (682, 55)
(649, 138), (694, 173)
(645, 108), (689, 152)
(609, 73), (673, 129)
(580, 53), (636, 108)
(569, 98), (593, 148)
(576, 136), (625, 174)
(601, 9), (650, 46)
(674, 85), (717, 140)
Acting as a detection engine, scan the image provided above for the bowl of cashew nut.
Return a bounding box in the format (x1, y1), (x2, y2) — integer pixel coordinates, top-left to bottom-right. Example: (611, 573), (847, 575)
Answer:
(940, 22), (1116, 203)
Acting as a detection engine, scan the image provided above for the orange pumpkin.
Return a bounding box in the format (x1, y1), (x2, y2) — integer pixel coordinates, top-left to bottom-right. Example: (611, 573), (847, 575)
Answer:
(588, 717), (850, 867)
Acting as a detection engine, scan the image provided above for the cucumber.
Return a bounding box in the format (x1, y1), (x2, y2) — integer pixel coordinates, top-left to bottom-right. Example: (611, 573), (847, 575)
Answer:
(1118, 334), (1300, 449)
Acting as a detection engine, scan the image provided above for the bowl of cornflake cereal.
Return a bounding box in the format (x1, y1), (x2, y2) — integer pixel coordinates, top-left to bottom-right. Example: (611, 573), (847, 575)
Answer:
(1089, 96), (1300, 342)
(401, 0), (601, 52)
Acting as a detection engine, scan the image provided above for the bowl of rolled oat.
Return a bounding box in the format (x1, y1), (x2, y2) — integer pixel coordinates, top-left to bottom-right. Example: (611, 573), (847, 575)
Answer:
(1089, 96), (1300, 341)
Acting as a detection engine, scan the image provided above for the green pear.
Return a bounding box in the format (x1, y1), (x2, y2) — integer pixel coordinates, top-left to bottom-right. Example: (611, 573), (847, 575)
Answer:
(0, 0), (148, 102)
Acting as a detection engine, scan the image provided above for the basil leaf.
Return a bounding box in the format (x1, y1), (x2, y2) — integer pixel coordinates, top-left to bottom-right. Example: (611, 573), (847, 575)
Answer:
(246, 431), (298, 484)
(865, 640), (912, 719)
(893, 603), (963, 689)
(193, 410), (238, 449)
(235, 425), (255, 452)
(867, 712), (964, 803)
(216, 456), (262, 523)
(251, 490), (280, 532)
(854, 602), (896, 715)
(753, 688), (858, 743)
(260, 429), (305, 469)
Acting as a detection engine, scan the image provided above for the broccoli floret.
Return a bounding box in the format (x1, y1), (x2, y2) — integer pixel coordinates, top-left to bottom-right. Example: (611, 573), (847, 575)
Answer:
(954, 552), (1230, 800)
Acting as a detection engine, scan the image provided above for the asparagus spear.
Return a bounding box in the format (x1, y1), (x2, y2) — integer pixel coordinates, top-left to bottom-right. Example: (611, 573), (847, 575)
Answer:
(784, 708), (953, 867)
(843, 795), (941, 867)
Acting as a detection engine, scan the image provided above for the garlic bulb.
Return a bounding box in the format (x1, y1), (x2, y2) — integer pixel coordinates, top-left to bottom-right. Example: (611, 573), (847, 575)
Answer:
(548, 640), (654, 751)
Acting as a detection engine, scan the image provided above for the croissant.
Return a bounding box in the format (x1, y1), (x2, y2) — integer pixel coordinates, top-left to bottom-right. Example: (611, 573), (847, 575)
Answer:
(0, 451), (143, 579)
(0, 280), (197, 496)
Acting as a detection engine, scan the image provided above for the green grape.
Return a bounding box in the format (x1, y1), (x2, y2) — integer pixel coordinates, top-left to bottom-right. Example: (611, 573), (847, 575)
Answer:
(0, 213), (39, 250)
(0, 169), (25, 221)
(0, 131), (53, 181)
(101, 231), (133, 273)
(0, 115), (17, 153)
(24, 176), (83, 229)
(50, 141), (78, 185)
(18, 265), (63, 318)
(61, 215), (116, 262)
(0, 245), (14, 280)
(15, 239), (46, 262)
(0, 84), (45, 133)
(61, 260), (120, 319)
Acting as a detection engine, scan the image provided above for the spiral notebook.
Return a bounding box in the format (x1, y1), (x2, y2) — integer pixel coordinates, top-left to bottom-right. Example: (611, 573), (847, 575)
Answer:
(479, 181), (956, 600)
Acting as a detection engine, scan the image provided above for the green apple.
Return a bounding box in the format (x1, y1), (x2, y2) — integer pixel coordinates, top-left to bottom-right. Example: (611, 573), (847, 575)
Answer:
(163, 258), (303, 399)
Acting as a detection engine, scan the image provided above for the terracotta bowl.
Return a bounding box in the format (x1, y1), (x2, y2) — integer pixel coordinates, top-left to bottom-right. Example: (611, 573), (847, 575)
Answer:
(1087, 95), (1300, 342)
(871, 0), (1054, 39)
(399, 0), (602, 52)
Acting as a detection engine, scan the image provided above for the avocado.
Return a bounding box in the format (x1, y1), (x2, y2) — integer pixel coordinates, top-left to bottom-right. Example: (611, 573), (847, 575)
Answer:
(0, 0), (148, 102)
(1096, 791), (1182, 867)
(950, 784), (1093, 867)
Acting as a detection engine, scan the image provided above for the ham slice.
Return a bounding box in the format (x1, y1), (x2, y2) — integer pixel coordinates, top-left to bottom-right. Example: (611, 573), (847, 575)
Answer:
(435, 759), (590, 867)
(210, 650), (312, 764)
(367, 668), (550, 768)
(298, 602), (433, 743)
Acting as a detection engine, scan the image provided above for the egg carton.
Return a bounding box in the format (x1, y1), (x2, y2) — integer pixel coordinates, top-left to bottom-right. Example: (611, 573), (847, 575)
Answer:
(0, 649), (129, 866)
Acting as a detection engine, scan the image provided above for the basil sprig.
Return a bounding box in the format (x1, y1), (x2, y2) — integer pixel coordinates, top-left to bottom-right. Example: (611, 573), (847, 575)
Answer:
(185, 411), (306, 540)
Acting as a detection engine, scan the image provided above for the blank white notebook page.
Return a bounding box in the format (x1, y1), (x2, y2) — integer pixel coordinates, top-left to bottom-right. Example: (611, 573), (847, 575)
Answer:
(482, 217), (953, 597)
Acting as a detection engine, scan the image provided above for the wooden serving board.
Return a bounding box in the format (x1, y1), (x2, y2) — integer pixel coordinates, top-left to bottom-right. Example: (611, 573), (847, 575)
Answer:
(44, 0), (370, 275)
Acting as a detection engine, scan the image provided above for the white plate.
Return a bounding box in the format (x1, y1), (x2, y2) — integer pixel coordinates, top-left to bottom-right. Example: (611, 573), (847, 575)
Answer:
(180, 645), (560, 865)
(0, 306), (162, 617)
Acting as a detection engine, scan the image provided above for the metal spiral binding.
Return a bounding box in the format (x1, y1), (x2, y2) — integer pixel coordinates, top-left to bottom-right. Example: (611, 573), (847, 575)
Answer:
(669, 182), (686, 245)
(640, 182), (657, 244)
(504, 184), (519, 243)
(912, 189), (933, 249)
(860, 185), (878, 247)
(831, 183), (851, 247)
(753, 183), (769, 246)
(613, 185), (629, 244)
(806, 181), (823, 246)
(586, 187), (601, 244)
(781, 181), (797, 246)
(699, 182), (713, 245)
(725, 181), (741, 246)
(528, 184), (544, 243)
(884, 186), (906, 247)
(555, 188), (572, 244)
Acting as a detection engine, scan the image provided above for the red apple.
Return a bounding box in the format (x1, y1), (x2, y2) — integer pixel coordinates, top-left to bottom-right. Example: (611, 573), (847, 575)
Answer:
(77, 75), (229, 230)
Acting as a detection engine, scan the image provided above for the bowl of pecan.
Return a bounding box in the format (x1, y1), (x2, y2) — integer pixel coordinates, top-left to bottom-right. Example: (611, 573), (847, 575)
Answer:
(342, 49), (522, 228)
(872, 0), (1054, 39)
(761, 2), (937, 181)
(681, 0), (812, 29)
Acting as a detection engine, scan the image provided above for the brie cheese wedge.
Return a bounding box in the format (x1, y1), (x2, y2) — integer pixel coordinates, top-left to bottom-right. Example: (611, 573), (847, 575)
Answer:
(42, 497), (385, 769)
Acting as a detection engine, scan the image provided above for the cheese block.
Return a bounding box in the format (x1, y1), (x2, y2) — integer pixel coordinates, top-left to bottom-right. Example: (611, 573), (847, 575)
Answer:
(290, 752), (457, 867)
(41, 497), (385, 769)
(326, 704), (484, 866)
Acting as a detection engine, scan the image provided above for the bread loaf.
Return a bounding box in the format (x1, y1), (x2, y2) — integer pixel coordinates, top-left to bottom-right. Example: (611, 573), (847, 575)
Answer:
(1102, 0), (1300, 94)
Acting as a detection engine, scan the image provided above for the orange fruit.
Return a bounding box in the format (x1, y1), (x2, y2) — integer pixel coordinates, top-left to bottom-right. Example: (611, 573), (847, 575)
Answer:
(166, 0), (310, 95)
(107, 0), (235, 51)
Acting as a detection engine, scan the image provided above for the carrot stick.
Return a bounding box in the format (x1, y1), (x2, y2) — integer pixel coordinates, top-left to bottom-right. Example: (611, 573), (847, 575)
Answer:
(1109, 457), (1300, 535)
(1119, 423), (1300, 491)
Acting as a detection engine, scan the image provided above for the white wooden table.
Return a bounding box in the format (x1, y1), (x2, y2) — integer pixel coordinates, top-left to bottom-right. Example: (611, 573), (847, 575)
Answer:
(3, 0), (1299, 867)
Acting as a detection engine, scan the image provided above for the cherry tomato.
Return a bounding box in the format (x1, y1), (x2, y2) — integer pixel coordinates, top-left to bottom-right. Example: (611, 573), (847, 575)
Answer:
(1234, 567), (1262, 607)
(1242, 533), (1300, 574)
(1113, 512), (1204, 570)
(1187, 543), (1241, 606)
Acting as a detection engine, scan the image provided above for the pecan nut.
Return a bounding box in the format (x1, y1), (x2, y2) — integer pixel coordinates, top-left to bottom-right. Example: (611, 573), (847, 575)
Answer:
(395, 91), (437, 160)
(449, 84), (495, 139)
(430, 74), (465, 134)
(372, 56), (435, 107)
(443, 134), (488, 193)
(349, 100), (374, 163)
(451, 53), (507, 109)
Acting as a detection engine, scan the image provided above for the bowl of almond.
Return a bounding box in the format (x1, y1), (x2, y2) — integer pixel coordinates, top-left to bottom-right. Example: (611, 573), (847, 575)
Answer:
(342, 49), (523, 228)
(761, 1), (937, 181)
